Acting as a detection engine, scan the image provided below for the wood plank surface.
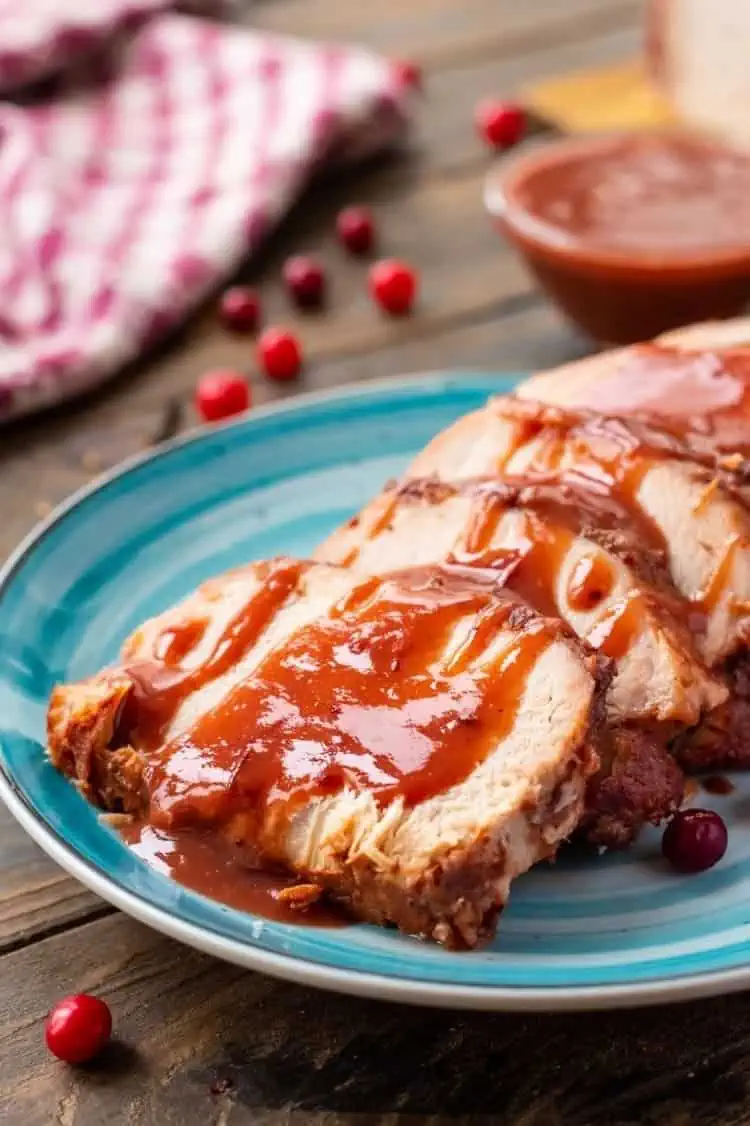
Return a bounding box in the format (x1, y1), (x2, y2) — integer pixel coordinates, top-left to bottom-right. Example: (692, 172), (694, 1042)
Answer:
(6, 1), (748, 1124)
(3, 913), (750, 1126)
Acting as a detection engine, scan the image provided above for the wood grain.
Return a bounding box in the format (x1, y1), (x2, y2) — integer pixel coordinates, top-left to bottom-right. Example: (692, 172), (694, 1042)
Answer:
(2, 913), (750, 1126)
(252, 0), (640, 68)
(0, 832), (107, 954)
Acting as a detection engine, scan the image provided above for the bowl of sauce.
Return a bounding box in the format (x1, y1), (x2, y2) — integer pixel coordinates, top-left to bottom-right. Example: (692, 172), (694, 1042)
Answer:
(486, 131), (750, 344)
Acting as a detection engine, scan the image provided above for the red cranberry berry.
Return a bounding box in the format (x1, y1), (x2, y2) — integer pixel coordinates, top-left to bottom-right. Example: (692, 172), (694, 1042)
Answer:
(336, 206), (375, 256)
(662, 808), (728, 873)
(195, 370), (251, 422)
(475, 100), (526, 150)
(369, 259), (418, 315)
(393, 58), (422, 91)
(282, 255), (326, 309)
(45, 994), (112, 1065)
(258, 327), (302, 381)
(219, 286), (260, 333)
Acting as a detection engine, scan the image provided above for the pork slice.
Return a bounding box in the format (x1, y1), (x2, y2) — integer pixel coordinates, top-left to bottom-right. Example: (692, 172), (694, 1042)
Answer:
(48, 558), (603, 948)
(518, 317), (750, 420)
(316, 478), (725, 727)
(317, 477), (731, 845)
(405, 396), (750, 668)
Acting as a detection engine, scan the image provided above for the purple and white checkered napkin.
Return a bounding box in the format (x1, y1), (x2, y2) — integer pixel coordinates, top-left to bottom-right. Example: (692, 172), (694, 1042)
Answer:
(0, 2), (411, 421)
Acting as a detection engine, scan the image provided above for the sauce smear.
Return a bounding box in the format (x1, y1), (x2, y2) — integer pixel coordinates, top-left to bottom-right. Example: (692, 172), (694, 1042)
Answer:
(702, 774), (735, 796)
(121, 821), (350, 926)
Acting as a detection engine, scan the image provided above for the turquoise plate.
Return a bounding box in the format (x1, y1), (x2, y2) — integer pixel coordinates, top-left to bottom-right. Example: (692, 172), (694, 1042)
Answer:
(2, 373), (750, 1011)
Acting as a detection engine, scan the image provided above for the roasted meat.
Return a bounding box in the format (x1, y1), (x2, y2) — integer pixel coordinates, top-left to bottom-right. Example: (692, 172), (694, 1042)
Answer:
(49, 558), (606, 949)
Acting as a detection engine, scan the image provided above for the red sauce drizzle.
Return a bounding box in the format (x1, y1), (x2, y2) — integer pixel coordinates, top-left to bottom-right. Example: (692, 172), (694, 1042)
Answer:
(567, 555), (615, 612)
(697, 539), (740, 615)
(702, 774), (735, 796)
(121, 821), (350, 926)
(141, 566), (553, 836)
(122, 559), (304, 750)
(582, 590), (644, 660)
(445, 479), (654, 651)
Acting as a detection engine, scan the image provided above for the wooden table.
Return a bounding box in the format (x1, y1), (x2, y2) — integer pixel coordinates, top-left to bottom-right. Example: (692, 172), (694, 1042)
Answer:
(3, 2), (749, 1123)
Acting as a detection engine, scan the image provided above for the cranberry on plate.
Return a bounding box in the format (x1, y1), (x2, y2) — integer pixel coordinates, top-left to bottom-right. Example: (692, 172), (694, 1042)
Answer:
(45, 994), (112, 1065)
(336, 206), (375, 256)
(369, 259), (418, 315)
(662, 808), (728, 873)
(195, 371), (251, 422)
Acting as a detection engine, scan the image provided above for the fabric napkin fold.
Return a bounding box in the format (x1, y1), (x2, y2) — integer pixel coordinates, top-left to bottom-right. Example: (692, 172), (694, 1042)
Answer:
(0, 3), (411, 422)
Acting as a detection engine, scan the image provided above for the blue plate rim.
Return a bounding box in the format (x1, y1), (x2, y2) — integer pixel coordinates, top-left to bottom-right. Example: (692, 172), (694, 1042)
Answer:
(2, 371), (750, 1011)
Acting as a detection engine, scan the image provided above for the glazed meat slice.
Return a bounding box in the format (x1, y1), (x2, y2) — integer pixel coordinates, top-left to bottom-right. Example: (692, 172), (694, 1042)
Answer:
(318, 477), (724, 726)
(317, 476), (723, 844)
(515, 320), (750, 770)
(408, 395), (750, 670)
(518, 318), (750, 440)
(48, 558), (605, 949)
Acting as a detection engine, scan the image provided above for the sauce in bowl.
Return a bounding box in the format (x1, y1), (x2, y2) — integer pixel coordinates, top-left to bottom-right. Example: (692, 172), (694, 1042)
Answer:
(487, 132), (750, 343)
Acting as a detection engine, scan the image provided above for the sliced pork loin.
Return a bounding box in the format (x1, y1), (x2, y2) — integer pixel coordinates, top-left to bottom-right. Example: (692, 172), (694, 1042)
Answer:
(318, 477), (724, 727)
(408, 394), (750, 671)
(516, 319), (750, 773)
(518, 316), (750, 430)
(48, 558), (606, 948)
(317, 476), (722, 844)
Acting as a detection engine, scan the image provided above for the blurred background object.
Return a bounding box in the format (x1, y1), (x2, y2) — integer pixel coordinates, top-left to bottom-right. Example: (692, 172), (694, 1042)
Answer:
(647, 0), (750, 148)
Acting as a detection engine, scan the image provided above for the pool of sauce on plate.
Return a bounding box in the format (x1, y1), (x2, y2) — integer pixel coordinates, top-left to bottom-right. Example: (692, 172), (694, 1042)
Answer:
(120, 820), (350, 927)
(701, 774), (735, 796)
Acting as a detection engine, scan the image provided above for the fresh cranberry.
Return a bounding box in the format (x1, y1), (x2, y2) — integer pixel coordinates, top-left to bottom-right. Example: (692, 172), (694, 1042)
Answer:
(393, 58), (422, 91)
(219, 286), (260, 333)
(282, 255), (326, 309)
(475, 100), (526, 150)
(662, 808), (728, 873)
(195, 371), (251, 422)
(45, 994), (112, 1065)
(369, 259), (418, 315)
(258, 327), (302, 381)
(336, 206), (375, 256)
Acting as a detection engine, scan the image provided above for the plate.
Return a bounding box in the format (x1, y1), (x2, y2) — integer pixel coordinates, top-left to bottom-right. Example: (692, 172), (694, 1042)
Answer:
(2, 372), (750, 1012)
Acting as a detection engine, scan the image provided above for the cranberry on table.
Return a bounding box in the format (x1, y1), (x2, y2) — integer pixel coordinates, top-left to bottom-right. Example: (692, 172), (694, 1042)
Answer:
(282, 255), (326, 309)
(45, 994), (112, 1065)
(393, 58), (422, 91)
(195, 371), (251, 422)
(369, 258), (418, 315)
(662, 808), (728, 873)
(336, 206), (375, 255)
(258, 327), (302, 381)
(475, 100), (526, 150)
(219, 286), (261, 333)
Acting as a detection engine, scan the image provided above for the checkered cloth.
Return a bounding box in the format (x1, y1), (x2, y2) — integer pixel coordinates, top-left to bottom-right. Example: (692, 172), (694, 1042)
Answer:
(0, 3), (411, 421)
